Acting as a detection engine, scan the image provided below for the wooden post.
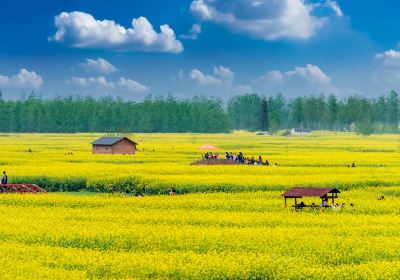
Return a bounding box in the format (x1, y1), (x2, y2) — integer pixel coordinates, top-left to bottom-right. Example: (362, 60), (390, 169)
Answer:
(332, 195), (334, 205)
(295, 197), (297, 206)
(284, 197), (287, 208)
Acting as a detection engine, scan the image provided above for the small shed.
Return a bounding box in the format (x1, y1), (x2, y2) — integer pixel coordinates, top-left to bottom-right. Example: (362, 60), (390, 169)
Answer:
(91, 137), (137, 155)
(282, 187), (340, 207)
(291, 128), (311, 136)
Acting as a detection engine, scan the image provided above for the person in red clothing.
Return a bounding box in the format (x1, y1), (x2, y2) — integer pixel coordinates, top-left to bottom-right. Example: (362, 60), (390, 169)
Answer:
(169, 188), (177, 196)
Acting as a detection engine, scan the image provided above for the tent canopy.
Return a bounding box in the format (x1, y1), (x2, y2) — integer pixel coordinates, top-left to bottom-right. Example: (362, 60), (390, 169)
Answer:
(199, 143), (218, 151)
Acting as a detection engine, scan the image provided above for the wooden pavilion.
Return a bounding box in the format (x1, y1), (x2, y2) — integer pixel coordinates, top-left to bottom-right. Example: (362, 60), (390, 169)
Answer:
(282, 187), (340, 207)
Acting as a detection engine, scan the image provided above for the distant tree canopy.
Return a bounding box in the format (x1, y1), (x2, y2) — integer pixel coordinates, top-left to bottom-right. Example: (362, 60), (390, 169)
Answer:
(0, 91), (398, 133)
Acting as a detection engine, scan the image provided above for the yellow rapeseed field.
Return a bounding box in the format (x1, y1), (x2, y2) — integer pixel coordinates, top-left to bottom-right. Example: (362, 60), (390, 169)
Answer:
(0, 131), (398, 193)
(0, 132), (399, 279)
(1, 190), (400, 279)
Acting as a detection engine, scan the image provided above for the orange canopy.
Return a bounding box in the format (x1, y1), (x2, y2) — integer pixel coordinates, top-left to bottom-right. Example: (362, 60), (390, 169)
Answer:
(199, 143), (218, 151)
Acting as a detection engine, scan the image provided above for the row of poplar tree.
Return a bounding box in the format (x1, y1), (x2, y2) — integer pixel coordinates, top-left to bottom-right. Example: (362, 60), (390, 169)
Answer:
(0, 91), (398, 134)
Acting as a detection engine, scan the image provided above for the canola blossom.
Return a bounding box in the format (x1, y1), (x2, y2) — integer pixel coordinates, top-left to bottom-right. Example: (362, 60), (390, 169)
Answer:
(0, 132), (399, 279)
(0, 132), (398, 193)
(1, 190), (400, 279)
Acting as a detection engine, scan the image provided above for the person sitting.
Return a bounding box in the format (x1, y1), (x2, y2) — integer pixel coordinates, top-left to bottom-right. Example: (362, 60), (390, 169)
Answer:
(264, 160), (270, 166)
(250, 157), (256, 165)
(204, 152), (209, 159)
(377, 196), (385, 200)
(320, 198), (328, 207)
(310, 202), (317, 209)
(169, 188), (177, 196)
(295, 201), (306, 210)
(237, 152), (244, 163)
(225, 152), (230, 160)
(351, 163), (356, 168)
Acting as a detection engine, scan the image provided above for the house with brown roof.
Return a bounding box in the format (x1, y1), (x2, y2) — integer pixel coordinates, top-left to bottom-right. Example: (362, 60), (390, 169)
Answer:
(91, 137), (137, 155)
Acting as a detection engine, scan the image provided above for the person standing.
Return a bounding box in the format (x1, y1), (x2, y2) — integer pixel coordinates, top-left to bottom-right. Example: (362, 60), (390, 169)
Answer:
(1, 171), (7, 185)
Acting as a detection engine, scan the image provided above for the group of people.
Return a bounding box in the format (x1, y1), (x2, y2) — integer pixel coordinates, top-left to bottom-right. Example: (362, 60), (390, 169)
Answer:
(203, 152), (271, 166)
(296, 199), (355, 210)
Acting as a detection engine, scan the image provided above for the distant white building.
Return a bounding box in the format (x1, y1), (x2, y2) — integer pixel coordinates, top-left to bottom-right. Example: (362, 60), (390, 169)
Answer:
(290, 128), (311, 136)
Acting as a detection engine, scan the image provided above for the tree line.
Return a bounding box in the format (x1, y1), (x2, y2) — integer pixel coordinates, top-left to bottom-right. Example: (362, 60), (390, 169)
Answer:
(0, 91), (398, 134)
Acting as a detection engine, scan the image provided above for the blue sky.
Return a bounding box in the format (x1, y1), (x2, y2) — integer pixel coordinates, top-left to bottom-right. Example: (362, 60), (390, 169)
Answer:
(0, 0), (400, 100)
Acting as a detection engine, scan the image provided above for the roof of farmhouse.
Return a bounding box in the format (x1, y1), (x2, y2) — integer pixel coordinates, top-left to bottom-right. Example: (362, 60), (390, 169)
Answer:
(91, 137), (137, 146)
(282, 188), (340, 198)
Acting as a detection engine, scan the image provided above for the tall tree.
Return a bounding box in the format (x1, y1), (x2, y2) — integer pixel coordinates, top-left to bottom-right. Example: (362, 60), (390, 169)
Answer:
(260, 97), (269, 131)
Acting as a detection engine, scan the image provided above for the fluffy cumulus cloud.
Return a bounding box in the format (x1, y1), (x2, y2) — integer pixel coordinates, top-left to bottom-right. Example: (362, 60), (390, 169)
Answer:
(374, 49), (400, 84)
(187, 66), (252, 96)
(189, 69), (222, 86)
(256, 64), (335, 95)
(213, 65), (234, 81)
(259, 64), (331, 85)
(79, 58), (118, 74)
(180, 24), (202, 40)
(51, 11), (183, 53)
(190, 0), (342, 40)
(66, 76), (149, 93)
(0, 69), (43, 89)
(189, 65), (234, 86)
(67, 76), (114, 89)
(117, 77), (149, 92)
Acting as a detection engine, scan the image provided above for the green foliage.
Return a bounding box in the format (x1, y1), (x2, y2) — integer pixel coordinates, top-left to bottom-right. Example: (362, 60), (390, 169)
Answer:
(0, 91), (398, 133)
(355, 121), (376, 135)
(0, 94), (230, 133)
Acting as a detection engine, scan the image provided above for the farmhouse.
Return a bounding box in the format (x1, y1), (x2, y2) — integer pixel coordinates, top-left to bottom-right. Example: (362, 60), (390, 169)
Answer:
(91, 137), (137, 155)
(291, 128), (311, 136)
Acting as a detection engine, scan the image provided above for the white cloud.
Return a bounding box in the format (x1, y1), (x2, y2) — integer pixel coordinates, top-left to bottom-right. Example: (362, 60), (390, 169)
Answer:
(374, 49), (400, 84)
(189, 66), (235, 86)
(0, 69), (43, 89)
(180, 24), (202, 40)
(79, 58), (118, 74)
(67, 76), (114, 89)
(325, 0), (343, 17)
(190, 0), (342, 40)
(286, 64), (331, 85)
(190, 69), (222, 86)
(258, 70), (284, 84)
(259, 64), (331, 85)
(117, 77), (149, 92)
(375, 49), (400, 64)
(256, 64), (335, 95)
(52, 11), (183, 53)
(67, 76), (149, 93)
(213, 65), (234, 81)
